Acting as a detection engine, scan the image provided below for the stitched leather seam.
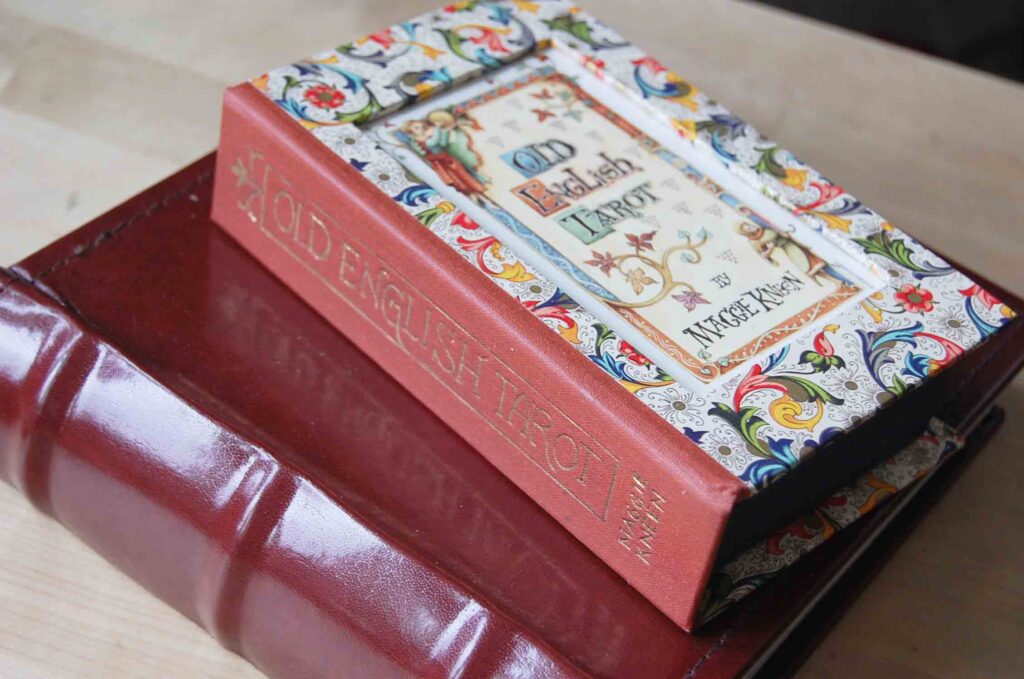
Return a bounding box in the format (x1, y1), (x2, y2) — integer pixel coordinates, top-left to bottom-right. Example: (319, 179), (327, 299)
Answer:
(0, 168), (212, 300)
(685, 643), (727, 679)
(683, 616), (741, 679)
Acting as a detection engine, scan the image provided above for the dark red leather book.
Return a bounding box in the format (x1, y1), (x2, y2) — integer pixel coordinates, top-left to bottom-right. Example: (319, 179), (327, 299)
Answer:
(1, 155), (1021, 677)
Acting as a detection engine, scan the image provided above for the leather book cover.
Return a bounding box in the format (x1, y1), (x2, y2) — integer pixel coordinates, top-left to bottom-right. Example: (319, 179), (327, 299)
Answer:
(209, 1), (1017, 629)
(1, 155), (1022, 677)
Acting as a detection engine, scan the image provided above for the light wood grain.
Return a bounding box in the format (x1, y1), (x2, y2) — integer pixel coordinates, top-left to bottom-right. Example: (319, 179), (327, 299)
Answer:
(1, 1), (1022, 677)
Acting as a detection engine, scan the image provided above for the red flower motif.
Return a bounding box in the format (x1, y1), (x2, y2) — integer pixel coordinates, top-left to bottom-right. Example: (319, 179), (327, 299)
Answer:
(625, 231), (656, 253)
(671, 290), (709, 312)
(630, 56), (667, 73)
(732, 363), (788, 412)
(584, 250), (616, 276)
(468, 28), (510, 54)
(811, 324), (838, 356)
(581, 56), (606, 73)
(959, 283), (1002, 310)
(915, 331), (964, 372)
(619, 340), (652, 367)
(531, 108), (554, 122)
(794, 180), (845, 213)
(365, 29), (396, 49)
(894, 283), (935, 314)
(304, 84), (346, 109)
(452, 211), (479, 230)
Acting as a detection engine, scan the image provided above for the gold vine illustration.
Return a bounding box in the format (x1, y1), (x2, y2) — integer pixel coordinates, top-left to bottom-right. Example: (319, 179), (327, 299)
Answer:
(585, 230), (711, 309)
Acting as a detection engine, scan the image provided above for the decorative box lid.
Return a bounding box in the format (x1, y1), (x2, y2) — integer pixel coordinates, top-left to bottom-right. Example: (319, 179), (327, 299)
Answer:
(250, 0), (1014, 492)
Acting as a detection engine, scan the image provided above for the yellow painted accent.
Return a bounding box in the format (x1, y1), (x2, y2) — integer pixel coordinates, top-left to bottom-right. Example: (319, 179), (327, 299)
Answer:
(782, 168), (808, 190)
(820, 513), (835, 541)
(859, 474), (898, 515)
(557, 323), (581, 345)
(671, 118), (697, 140)
(619, 381), (648, 395)
(860, 299), (884, 323)
(619, 379), (674, 395)
(411, 42), (446, 60)
(671, 96), (699, 112)
(251, 73), (269, 90)
(811, 211), (851, 233)
(512, 0), (541, 13)
(769, 395), (823, 431)
(459, 24), (513, 36)
(495, 261), (536, 283)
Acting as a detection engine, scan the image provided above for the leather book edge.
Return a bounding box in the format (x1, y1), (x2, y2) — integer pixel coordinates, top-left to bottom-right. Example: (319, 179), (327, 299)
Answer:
(0, 268), (585, 679)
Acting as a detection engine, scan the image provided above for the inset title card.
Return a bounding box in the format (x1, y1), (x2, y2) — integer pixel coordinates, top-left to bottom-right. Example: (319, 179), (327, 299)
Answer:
(380, 66), (859, 382)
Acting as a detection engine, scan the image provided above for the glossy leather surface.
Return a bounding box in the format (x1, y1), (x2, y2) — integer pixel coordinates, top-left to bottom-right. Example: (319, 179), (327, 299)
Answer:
(1, 155), (1021, 678)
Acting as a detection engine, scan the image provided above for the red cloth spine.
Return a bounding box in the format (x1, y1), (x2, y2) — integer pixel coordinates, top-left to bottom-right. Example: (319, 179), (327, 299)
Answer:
(211, 83), (748, 630)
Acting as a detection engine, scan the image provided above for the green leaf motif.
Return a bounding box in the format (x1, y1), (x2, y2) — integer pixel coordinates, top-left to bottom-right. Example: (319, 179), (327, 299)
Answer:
(542, 14), (626, 50)
(753, 146), (787, 180)
(709, 402), (770, 457)
(888, 374), (911, 398)
(333, 90), (384, 125)
(852, 230), (921, 272)
(774, 375), (844, 406)
(415, 206), (446, 227)
(593, 322), (616, 348)
(798, 350), (846, 373)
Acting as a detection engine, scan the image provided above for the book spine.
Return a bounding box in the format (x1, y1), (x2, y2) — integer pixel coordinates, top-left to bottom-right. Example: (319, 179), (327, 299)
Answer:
(211, 83), (747, 629)
(0, 275), (583, 678)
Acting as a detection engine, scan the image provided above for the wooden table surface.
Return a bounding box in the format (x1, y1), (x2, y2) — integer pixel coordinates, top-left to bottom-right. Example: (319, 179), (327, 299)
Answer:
(1, 1), (1022, 676)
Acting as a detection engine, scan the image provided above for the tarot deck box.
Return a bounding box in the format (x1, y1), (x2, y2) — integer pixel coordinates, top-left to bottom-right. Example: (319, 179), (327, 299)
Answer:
(211, 0), (1016, 629)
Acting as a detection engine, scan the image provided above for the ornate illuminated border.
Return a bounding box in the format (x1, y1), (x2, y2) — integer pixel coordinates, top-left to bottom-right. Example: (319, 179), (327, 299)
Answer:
(252, 0), (1013, 494)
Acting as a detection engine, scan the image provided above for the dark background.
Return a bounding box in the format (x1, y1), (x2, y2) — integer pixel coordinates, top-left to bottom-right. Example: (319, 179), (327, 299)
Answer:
(751, 0), (1024, 83)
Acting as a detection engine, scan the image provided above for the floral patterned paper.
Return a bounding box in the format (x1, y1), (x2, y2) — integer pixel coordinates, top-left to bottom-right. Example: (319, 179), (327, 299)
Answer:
(251, 0), (1012, 490)
(699, 417), (963, 623)
(245, 0), (1014, 620)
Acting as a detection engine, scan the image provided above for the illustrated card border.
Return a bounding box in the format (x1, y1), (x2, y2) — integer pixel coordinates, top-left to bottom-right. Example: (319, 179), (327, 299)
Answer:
(251, 0), (1013, 494)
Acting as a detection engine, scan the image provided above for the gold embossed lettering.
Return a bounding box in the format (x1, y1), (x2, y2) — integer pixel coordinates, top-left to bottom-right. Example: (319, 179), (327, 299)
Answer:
(381, 282), (405, 346)
(454, 342), (487, 398)
(431, 321), (458, 375)
(402, 295), (433, 349)
(247, 150), (621, 520)
(297, 212), (332, 261)
(338, 243), (361, 290)
(272, 189), (298, 235)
